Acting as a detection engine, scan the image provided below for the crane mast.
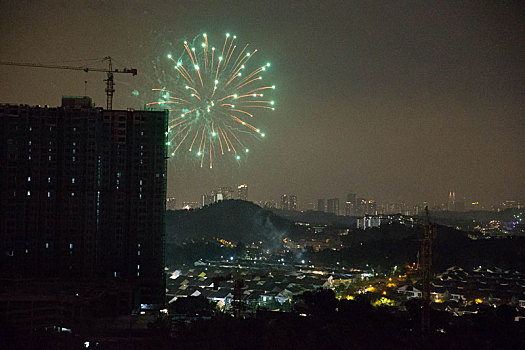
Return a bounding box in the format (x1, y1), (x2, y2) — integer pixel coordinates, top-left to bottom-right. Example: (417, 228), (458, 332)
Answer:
(0, 56), (137, 110)
(420, 206), (437, 335)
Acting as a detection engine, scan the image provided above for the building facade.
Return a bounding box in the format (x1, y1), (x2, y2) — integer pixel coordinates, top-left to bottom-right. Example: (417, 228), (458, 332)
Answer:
(281, 194), (297, 211)
(345, 193), (356, 216)
(0, 98), (168, 307)
(237, 184), (248, 201)
(327, 198), (340, 216)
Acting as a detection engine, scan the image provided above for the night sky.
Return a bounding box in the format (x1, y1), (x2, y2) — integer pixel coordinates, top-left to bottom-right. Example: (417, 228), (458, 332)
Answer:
(1, 1), (523, 208)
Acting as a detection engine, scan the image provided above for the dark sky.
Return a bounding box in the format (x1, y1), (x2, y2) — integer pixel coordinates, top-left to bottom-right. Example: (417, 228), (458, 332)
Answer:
(1, 1), (523, 208)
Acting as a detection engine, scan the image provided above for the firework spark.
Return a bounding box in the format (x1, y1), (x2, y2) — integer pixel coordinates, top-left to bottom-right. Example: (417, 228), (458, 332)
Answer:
(148, 33), (275, 168)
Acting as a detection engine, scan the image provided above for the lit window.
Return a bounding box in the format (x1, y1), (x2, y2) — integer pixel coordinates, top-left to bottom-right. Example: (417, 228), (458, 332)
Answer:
(45, 243), (49, 249)
(137, 264), (140, 270)
(138, 250), (141, 256)
(137, 272), (140, 276)
(71, 192), (75, 197)
(28, 176), (31, 182)
(72, 178), (75, 184)
(48, 155), (51, 161)
(27, 190), (31, 196)
(139, 194), (142, 199)
(48, 177), (51, 183)
(139, 179), (143, 185)
(70, 243), (73, 249)
(48, 192), (51, 198)
(114, 271), (118, 278)
(72, 156), (76, 161)
(28, 141), (31, 145)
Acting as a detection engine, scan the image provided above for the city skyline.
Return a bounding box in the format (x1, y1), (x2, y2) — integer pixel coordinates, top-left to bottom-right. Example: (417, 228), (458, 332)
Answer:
(168, 182), (520, 213)
(1, 1), (523, 206)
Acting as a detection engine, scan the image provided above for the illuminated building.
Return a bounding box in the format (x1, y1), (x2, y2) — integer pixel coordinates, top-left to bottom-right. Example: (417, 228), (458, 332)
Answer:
(218, 186), (234, 200)
(182, 201), (200, 209)
(289, 194), (297, 210)
(281, 194), (289, 210)
(0, 98), (167, 308)
(447, 191), (456, 211)
(237, 184), (248, 201)
(366, 200), (377, 215)
(281, 194), (297, 211)
(357, 215), (382, 229)
(202, 193), (216, 206)
(345, 193), (356, 216)
(357, 198), (367, 216)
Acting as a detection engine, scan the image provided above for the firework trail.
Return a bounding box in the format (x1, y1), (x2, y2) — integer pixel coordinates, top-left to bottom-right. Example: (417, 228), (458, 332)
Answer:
(148, 33), (275, 168)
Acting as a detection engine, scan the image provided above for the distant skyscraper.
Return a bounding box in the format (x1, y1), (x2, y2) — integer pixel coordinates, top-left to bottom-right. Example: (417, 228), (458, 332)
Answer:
(317, 199), (325, 212)
(327, 198), (340, 215)
(202, 193), (216, 206)
(280, 194), (297, 211)
(289, 194), (297, 211)
(281, 194), (289, 210)
(237, 184), (248, 201)
(218, 186), (234, 200)
(357, 198), (367, 216)
(345, 193), (356, 216)
(447, 191), (456, 211)
(366, 200), (377, 215)
(0, 98), (167, 307)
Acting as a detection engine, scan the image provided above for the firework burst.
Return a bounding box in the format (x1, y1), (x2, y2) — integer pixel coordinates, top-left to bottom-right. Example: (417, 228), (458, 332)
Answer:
(148, 33), (275, 168)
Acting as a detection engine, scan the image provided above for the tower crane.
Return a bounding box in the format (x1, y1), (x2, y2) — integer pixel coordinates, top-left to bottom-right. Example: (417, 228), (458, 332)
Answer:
(0, 56), (137, 110)
(419, 206), (437, 335)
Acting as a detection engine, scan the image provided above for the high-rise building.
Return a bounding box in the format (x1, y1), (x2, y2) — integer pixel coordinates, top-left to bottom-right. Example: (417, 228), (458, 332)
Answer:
(345, 193), (356, 216)
(202, 193), (216, 206)
(0, 98), (168, 307)
(317, 199), (325, 212)
(447, 191), (456, 211)
(356, 198), (367, 216)
(366, 200), (377, 215)
(281, 194), (289, 210)
(280, 194), (297, 211)
(218, 186), (234, 200)
(237, 184), (248, 201)
(289, 194), (297, 211)
(327, 198), (340, 215)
